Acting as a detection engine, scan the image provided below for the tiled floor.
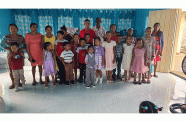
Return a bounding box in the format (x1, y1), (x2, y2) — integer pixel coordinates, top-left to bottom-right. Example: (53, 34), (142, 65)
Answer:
(1, 67), (186, 113)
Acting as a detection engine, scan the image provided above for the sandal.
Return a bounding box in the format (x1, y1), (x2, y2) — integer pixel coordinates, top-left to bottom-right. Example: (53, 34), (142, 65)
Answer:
(32, 81), (37, 86)
(142, 79), (146, 83)
(147, 80), (151, 84)
(138, 81), (142, 85)
(9, 84), (15, 89)
(154, 75), (158, 78)
(40, 81), (45, 85)
(133, 80), (137, 84)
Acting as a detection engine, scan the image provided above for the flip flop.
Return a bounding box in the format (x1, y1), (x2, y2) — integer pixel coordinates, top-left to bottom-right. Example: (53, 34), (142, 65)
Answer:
(154, 75), (158, 78)
(147, 80), (151, 84)
(138, 81), (142, 85)
(142, 79), (146, 83)
(133, 80), (137, 84)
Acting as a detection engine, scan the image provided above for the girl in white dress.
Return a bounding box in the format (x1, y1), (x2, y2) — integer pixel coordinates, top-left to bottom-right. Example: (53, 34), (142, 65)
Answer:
(122, 36), (134, 82)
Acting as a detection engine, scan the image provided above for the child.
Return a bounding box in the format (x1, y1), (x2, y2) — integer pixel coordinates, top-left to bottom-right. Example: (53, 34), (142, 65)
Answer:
(42, 42), (57, 87)
(94, 37), (104, 84)
(122, 36), (134, 82)
(54, 31), (68, 84)
(102, 31), (117, 84)
(42, 26), (58, 83)
(71, 33), (80, 82)
(8, 42), (25, 92)
(79, 19), (96, 44)
(130, 39), (149, 84)
(60, 42), (75, 85)
(141, 27), (156, 83)
(84, 33), (93, 47)
(76, 38), (88, 83)
(85, 45), (96, 88)
(123, 28), (137, 45)
(112, 35), (123, 81)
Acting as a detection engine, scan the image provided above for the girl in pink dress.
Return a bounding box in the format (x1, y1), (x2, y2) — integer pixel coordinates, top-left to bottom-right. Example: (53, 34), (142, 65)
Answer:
(130, 39), (149, 85)
(25, 23), (45, 85)
(102, 31), (117, 84)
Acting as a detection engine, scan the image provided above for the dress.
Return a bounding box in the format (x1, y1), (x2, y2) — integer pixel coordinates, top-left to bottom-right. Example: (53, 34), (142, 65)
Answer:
(43, 50), (57, 76)
(152, 32), (161, 63)
(94, 45), (104, 70)
(122, 43), (134, 71)
(141, 36), (156, 64)
(102, 40), (116, 70)
(111, 33), (118, 42)
(44, 35), (58, 70)
(130, 48), (149, 73)
(71, 42), (80, 69)
(25, 34), (43, 66)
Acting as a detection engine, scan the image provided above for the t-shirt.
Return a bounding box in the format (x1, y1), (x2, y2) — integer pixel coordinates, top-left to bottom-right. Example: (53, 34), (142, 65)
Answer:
(76, 46), (88, 64)
(54, 39), (68, 56)
(11, 52), (23, 70)
(79, 29), (96, 44)
(60, 50), (74, 63)
(85, 42), (93, 47)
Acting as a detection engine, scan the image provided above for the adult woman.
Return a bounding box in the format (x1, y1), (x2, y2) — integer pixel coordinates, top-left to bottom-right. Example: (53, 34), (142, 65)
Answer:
(110, 24), (118, 42)
(152, 22), (164, 78)
(0, 24), (25, 89)
(60, 25), (73, 43)
(25, 23), (44, 85)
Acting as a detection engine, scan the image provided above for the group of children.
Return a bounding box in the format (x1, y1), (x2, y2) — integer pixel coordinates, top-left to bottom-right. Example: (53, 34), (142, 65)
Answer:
(9, 19), (159, 91)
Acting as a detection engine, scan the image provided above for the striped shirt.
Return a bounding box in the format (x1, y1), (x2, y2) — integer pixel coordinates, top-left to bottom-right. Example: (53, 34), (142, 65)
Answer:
(60, 50), (74, 63)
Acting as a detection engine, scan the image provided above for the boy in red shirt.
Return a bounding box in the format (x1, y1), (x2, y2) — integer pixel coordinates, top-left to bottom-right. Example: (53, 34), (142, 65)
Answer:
(79, 19), (96, 44)
(76, 38), (88, 83)
(8, 42), (25, 92)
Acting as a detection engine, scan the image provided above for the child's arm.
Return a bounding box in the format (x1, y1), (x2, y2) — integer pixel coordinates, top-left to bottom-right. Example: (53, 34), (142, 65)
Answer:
(144, 49), (147, 66)
(77, 53), (79, 67)
(54, 44), (60, 59)
(42, 51), (45, 64)
(50, 49), (56, 57)
(130, 48), (135, 67)
(85, 54), (88, 64)
(112, 46), (116, 64)
(103, 47), (106, 65)
(20, 52), (25, 66)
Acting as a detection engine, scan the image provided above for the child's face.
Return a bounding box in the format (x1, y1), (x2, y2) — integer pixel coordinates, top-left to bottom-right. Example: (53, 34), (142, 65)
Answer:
(137, 40), (143, 48)
(110, 25), (116, 32)
(64, 44), (71, 50)
(46, 27), (52, 34)
(57, 33), (64, 40)
(154, 24), (160, 32)
(106, 33), (111, 40)
(85, 35), (90, 43)
(9, 26), (18, 35)
(96, 19), (101, 25)
(73, 35), (79, 43)
(80, 40), (86, 47)
(47, 44), (52, 50)
(127, 29), (133, 36)
(88, 47), (94, 54)
(117, 36), (122, 43)
(84, 21), (90, 29)
(126, 37), (132, 44)
(94, 39), (100, 46)
(145, 28), (152, 36)
(62, 30), (67, 35)
(11, 45), (19, 53)
(30, 25), (38, 32)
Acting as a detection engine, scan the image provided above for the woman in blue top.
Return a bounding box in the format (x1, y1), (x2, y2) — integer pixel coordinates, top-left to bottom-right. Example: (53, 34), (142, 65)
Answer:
(0, 24), (25, 89)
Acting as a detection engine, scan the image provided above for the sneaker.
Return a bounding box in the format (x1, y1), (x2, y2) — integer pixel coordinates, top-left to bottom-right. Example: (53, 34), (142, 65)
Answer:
(71, 80), (75, 85)
(95, 78), (98, 84)
(86, 85), (90, 88)
(92, 83), (96, 87)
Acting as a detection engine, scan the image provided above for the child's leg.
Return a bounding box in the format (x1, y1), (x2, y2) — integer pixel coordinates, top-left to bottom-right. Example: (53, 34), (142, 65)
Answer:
(133, 72), (137, 83)
(69, 64), (74, 82)
(9, 67), (15, 88)
(117, 57), (122, 76)
(45, 76), (48, 87)
(85, 67), (90, 86)
(106, 71), (109, 81)
(99, 70), (103, 83)
(38, 65), (44, 84)
(19, 69), (26, 89)
(55, 73), (58, 83)
(52, 75), (56, 86)
(32, 66), (36, 84)
(91, 68), (95, 85)
(79, 63), (83, 80)
(12, 70), (19, 91)
(124, 70), (127, 81)
(74, 69), (77, 82)
(83, 64), (86, 81)
(96, 70), (99, 83)
(65, 64), (70, 84)
(128, 70), (132, 81)
(147, 63), (151, 80)
(109, 71), (112, 81)
(154, 61), (158, 77)
(138, 73), (141, 82)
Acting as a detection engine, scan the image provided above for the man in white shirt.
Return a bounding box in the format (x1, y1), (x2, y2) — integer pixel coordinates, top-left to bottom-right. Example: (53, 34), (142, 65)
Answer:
(92, 17), (106, 44)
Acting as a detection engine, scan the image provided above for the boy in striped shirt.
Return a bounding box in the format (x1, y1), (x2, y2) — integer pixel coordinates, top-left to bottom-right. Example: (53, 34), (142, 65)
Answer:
(60, 42), (75, 85)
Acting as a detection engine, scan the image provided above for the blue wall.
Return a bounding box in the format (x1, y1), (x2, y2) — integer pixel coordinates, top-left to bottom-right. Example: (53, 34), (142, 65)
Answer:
(134, 9), (164, 38)
(0, 9), (14, 38)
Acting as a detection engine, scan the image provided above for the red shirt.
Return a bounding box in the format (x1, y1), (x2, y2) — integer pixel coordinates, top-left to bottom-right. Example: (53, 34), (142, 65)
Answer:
(111, 33), (118, 42)
(11, 52), (23, 70)
(76, 46), (88, 64)
(79, 29), (96, 44)
(55, 39), (68, 56)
